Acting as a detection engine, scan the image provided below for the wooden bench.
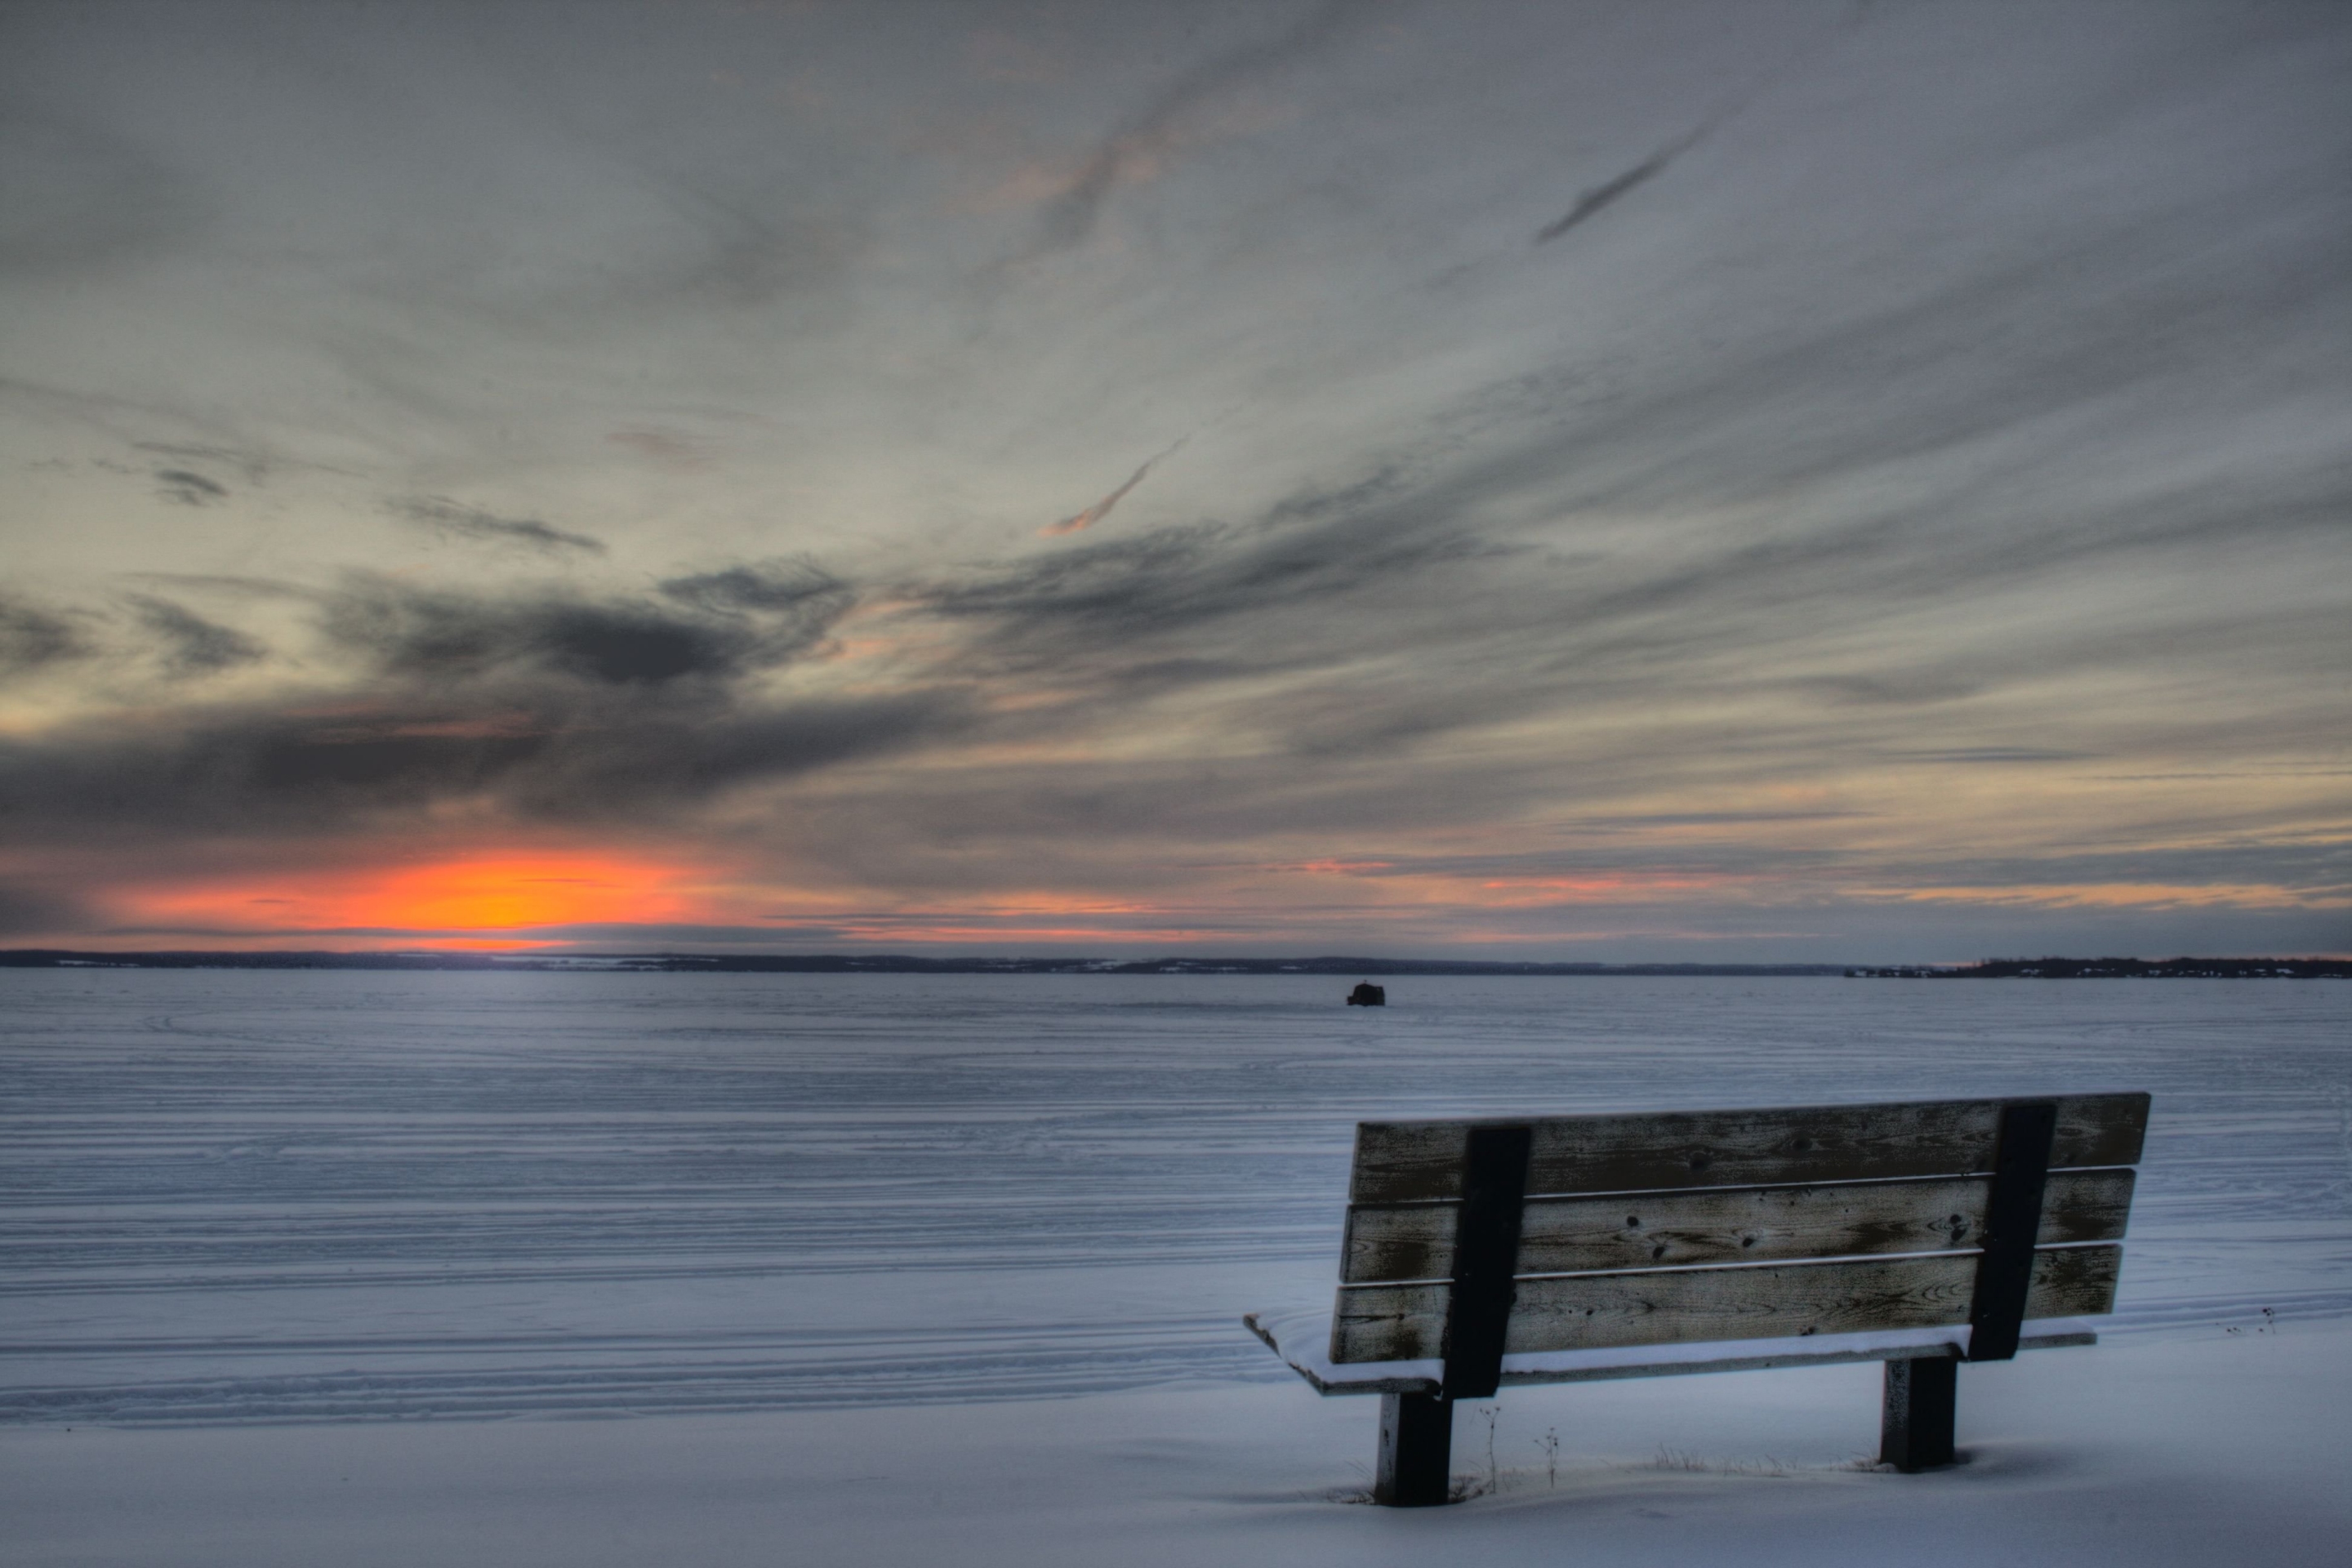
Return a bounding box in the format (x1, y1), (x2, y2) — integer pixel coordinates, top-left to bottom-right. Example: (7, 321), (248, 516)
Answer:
(1245, 1092), (2149, 1505)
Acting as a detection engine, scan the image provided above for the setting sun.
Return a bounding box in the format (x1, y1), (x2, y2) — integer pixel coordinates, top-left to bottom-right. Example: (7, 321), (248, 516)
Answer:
(117, 854), (706, 943)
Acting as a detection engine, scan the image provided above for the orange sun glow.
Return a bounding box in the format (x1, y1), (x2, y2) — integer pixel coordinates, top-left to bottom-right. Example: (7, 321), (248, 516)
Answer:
(119, 854), (707, 945)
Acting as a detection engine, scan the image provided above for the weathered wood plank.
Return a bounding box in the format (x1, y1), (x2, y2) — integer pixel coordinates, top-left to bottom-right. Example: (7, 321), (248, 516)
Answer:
(1348, 1094), (2149, 1204)
(1340, 1168), (2136, 1283)
(1329, 1244), (2121, 1362)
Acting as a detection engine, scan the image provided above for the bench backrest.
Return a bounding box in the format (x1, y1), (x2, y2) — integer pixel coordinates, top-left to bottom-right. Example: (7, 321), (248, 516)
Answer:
(1330, 1093), (2149, 1395)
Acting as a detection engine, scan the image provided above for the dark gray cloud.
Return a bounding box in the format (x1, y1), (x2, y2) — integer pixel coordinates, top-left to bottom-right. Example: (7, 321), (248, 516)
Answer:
(657, 561), (848, 620)
(1533, 131), (1700, 244)
(1534, 2), (1870, 244)
(153, 468), (228, 505)
(0, 679), (960, 839)
(125, 595), (265, 675)
(325, 578), (758, 685)
(0, 595), (91, 673)
(390, 497), (604, 555)
(136, 441), (270, 484)
(913, 495), (1503, 685)
(316, 567), (854, 687)
(0, 565), (949, 840)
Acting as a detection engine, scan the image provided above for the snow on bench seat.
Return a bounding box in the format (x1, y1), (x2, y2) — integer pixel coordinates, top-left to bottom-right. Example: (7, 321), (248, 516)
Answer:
(1244, 1307), (2101, 1396)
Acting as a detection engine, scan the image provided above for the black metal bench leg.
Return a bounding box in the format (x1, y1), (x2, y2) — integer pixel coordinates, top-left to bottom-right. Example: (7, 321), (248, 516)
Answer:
(1880, 1356), (1957, 1471)
(1375, 1392), (1454, 1505)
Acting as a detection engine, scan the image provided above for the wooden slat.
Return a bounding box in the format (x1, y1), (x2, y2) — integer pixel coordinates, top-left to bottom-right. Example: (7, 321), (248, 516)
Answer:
(1348, 1094), (2149, 1204)
(1329, 1244), (2121, 1363)
(1341, 1168), (2135, 1283)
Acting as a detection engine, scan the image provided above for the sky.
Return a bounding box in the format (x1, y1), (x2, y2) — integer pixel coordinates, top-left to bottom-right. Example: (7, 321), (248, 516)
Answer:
(0, 0), (2345, 962)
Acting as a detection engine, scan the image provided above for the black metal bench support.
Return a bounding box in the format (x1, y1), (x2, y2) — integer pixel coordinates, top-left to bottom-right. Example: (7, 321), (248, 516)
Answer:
(1441, 1125), (1534, 1401)
(1374, 1392), (1454, 1506)
(1374, 1124), (1533, 1505)
(1882, 1100), (2058, 1471)
(1968, 1101), (2058, 1362)
(1880, 1355), (1957, 1471)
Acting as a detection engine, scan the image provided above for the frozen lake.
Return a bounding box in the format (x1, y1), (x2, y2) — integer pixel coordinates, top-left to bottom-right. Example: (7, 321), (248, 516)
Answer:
(5, 970), (2345, 1426)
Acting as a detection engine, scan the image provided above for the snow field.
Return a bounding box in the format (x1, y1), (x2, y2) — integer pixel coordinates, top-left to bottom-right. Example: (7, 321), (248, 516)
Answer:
(3, 969), (2346, 1562)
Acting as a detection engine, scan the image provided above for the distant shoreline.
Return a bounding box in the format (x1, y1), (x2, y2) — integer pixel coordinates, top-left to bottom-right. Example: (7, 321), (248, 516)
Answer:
(1, 950), (2345, 978)
(1848, 956), (2350, 979)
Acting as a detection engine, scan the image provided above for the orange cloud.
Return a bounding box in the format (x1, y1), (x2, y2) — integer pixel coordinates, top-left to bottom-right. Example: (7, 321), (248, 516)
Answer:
(118, 853), (710, 939)
(1040, 439), (1184, 537)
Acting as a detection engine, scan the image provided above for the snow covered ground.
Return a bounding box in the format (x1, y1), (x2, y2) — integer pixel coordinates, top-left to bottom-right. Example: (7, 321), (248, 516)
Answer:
(4, 971), (2347, 1563)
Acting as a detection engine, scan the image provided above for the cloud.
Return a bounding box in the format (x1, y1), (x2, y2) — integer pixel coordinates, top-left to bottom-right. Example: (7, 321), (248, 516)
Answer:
(323, 578), (755, 686)
(391, 497), (605, 555)
(1535, 2), (1872, 244)
(125, 595), (266, 675)
(0, 567), (951, 844)
(914, 508), (1486, 686)
(0, 595), (91, 673)
(1880, 747), (2090, 765)
(1024, 1), (1370, 256)
(122, 572), (322, 602)
(1040, 439), (1185, 536)
(657, 561), (838, 613)
(1533, 131), (1701, 244)
(318, 567), (856, 687)
(0, 681), (959, 840)
(657, 559), (853, 635)
(135, 441), (271, 485)
(153, 468), (228, 506)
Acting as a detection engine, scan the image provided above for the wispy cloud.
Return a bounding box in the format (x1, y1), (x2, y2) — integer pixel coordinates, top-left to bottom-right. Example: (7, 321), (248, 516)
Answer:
(391, 497), (605, 555)
(0, 595), (92, 674)
(1040, 439), (1186, 537)
(154, 468), (228, 506)
(134, 441), (270, 484)
(1023, 1), (1370, 256)
(1533, 131), (1703, 244)
(125, 595), (265, 675)
(1537, 1), (1872, 244)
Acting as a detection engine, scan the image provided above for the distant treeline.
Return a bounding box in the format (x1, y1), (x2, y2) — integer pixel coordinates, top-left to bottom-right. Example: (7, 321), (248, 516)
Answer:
(0, 949), (1850, 977)
(1851, 956), (2352, 979)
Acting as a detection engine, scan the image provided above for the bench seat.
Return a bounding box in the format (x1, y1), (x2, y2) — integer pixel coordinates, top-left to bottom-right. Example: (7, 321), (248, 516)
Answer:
(1245, 1306), (2100, 1396)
